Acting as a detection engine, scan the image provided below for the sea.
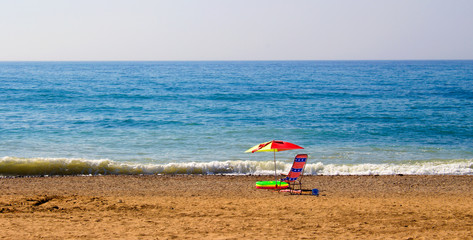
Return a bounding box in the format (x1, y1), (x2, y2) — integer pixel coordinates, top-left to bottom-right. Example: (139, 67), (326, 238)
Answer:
(1, 60), (472, 176)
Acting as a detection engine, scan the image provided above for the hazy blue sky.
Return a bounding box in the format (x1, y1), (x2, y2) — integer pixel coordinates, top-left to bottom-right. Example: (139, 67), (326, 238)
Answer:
(1, 0), (472, 61)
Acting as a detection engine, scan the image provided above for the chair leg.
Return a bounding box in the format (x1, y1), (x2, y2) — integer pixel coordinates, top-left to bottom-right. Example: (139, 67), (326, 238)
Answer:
(289, 182), (303, 195)
(299, 182), (302, 195)
(289, 182), (295, 195)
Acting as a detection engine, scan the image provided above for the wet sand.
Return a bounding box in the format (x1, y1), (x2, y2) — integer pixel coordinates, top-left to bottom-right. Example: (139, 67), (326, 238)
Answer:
(1, 175), (472, 239)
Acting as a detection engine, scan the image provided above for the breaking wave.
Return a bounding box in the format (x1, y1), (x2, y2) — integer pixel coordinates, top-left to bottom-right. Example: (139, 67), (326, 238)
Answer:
(1, 157), (473, 177)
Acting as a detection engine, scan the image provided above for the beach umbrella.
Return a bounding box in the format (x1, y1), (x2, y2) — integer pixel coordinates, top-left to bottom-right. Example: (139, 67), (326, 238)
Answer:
(245, 140), (304, 181)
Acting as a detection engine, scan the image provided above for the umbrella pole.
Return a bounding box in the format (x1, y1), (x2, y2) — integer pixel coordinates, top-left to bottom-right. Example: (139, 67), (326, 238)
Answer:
(274, 151), (277, 182)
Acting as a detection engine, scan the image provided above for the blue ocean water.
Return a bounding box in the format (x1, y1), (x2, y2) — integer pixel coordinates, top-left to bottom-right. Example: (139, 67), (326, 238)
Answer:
(1, 61), (472, 175)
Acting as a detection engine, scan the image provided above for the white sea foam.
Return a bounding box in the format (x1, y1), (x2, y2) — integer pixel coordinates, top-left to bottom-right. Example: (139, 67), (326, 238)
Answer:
(304, 160), (473, 175)
(1, 156), (472, 176)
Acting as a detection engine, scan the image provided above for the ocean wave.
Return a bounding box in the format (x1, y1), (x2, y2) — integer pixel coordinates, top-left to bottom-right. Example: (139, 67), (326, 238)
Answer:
(1, 157), (472, 177)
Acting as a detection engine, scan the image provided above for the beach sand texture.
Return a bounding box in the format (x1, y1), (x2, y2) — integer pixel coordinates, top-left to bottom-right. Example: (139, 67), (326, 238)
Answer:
(1, 175), (472, 239)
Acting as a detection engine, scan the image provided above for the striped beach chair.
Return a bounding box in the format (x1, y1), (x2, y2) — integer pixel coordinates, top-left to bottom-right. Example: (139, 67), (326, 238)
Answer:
(280, 154), (308, 194)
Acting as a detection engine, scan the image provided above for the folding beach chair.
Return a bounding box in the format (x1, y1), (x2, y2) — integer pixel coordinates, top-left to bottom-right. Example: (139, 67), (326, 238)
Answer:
(280, 154), (308, 195)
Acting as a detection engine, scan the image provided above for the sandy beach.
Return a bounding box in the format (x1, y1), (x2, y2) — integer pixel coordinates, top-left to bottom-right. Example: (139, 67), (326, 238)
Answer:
(1, 175), (472, 239)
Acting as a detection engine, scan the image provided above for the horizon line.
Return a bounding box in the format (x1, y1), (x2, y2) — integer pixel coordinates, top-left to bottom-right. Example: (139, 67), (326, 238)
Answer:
(1, 59), (473, 62)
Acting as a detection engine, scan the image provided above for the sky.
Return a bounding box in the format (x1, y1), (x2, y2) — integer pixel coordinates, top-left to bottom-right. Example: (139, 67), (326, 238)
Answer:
(1, 0), (473, 61)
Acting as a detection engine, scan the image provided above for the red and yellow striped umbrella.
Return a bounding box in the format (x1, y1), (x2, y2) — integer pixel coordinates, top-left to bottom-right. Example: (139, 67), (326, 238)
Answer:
(245, 140), (303, 153)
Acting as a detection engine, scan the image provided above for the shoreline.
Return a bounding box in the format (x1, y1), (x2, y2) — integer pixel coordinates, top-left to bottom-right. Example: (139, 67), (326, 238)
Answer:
(1, 175), (473, 239)
(1, 172), (472, 179)
(2, 157), (473, 176)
